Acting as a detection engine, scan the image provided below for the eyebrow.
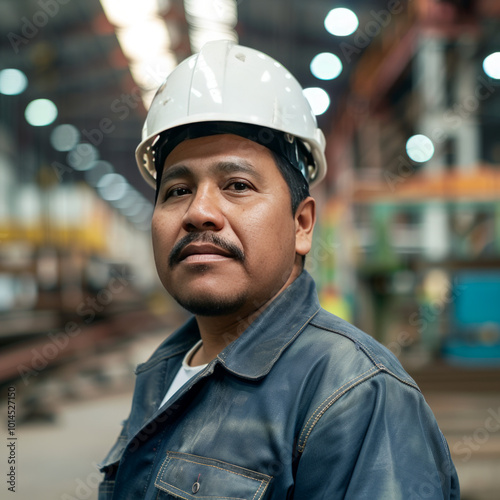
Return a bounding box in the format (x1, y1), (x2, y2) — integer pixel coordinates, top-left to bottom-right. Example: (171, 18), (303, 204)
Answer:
(159, 165), (192, 188)
(159, 159), (264, 188)
(210, 160), (264, 181)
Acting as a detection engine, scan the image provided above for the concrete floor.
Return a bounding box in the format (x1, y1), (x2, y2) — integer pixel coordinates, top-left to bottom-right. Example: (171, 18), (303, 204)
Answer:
(426, 392), (500, 500)
(2, 392), (132, 500)
(0, 330), (164, 500)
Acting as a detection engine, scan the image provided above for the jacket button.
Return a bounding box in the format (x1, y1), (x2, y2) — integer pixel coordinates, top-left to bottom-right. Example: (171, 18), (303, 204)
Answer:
(192, 481), (200, 494)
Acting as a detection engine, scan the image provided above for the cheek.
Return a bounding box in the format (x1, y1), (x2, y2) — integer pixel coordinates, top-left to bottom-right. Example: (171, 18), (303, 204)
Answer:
(151, 215), (174, 266)
(150, 216), (162, 253)
(241, 208), (296, 263)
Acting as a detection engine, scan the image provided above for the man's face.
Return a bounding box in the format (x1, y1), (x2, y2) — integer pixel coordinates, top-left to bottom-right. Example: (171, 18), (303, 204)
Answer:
(151, 133), (310, 318)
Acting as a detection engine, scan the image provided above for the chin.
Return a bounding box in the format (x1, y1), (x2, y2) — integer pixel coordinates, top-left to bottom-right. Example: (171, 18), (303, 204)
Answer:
(173, 293), (248, 317)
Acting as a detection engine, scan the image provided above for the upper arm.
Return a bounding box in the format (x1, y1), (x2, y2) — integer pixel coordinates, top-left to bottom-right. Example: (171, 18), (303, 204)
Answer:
(293, 373), (460, 499)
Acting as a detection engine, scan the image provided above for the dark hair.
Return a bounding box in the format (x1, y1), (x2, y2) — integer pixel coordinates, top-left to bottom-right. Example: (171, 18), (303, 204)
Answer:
(270, 150), (310, 214)
(270, 151), (310, 267)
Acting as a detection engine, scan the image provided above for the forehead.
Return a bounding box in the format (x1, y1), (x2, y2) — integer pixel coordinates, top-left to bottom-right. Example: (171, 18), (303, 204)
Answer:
(162, 133), (278, 171)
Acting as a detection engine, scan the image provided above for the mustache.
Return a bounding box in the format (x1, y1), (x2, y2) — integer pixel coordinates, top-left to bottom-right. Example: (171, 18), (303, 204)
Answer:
(168, 232), (245, 268)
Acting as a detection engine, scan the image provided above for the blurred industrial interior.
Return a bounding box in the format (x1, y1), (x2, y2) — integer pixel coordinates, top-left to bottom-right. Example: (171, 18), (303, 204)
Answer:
(0, 0), (500, 498)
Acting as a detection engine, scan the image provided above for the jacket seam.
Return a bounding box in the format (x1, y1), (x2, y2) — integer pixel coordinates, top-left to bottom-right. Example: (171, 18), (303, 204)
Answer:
(309, 320), (419, 390)
(297, 366), (381, 452)
(163, 451), (273, 477)
(309, 319), (380, 365)
(376, 363), (420, 390)
(162, 454), (272, 481)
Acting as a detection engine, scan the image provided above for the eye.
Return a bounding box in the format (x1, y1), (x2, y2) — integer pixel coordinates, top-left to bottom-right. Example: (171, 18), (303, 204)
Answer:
(226, 180), (253, 192)
(165, 186), (191, 199)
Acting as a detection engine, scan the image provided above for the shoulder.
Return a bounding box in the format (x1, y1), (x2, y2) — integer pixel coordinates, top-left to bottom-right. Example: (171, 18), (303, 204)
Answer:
(292, 315), (459, 499)
(304, 308), (418, 389)
(292, 310), (444, 452)
(275, 306), (421, 420)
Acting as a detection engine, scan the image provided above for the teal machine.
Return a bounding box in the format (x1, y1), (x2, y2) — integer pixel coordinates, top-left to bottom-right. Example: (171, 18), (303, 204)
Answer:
(443, 271), (500, 366)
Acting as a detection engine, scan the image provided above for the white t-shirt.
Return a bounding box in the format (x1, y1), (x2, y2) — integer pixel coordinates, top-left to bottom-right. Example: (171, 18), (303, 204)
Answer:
(159, 340), (207, 408)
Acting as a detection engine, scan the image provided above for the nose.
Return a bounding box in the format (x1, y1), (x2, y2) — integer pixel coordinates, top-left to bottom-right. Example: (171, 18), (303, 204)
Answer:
(182, 184), (225, 232)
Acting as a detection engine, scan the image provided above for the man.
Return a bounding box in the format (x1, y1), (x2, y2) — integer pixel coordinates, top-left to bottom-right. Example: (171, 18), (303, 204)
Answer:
(98, 40), (459, 499)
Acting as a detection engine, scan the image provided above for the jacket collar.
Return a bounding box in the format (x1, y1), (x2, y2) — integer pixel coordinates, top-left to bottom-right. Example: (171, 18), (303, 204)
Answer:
(217, 270), (321, 379)
(138, 271), (321, 379)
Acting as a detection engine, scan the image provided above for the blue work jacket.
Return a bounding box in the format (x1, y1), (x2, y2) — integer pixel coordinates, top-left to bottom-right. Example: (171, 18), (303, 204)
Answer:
(98, 271), (459, 499)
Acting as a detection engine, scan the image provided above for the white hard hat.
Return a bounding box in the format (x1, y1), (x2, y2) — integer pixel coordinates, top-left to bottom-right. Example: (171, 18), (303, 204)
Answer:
(136, 39), (327, 187)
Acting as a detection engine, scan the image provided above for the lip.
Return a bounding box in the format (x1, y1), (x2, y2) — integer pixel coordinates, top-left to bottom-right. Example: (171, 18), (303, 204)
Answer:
(178, 243), (234, 263)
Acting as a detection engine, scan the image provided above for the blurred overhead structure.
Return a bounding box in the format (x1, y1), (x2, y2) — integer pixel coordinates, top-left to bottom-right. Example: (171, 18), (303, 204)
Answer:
(183, 0), (238, 52)
(313, 0), (500, 368)
(99, 0), (181, 108)
(2, 2), (500, 497)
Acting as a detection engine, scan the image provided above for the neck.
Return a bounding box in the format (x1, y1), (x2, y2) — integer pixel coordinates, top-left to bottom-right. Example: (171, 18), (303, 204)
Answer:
(189, 265), (302, 366)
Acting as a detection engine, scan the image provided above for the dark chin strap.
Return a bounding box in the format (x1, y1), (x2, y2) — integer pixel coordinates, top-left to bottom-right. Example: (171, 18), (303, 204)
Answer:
(153, 121), (313, 202)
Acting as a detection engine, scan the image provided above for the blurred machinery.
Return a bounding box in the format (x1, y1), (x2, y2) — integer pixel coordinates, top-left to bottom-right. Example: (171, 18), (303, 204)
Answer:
(308, 0), (500, 369)
(1, 0), (500, 400)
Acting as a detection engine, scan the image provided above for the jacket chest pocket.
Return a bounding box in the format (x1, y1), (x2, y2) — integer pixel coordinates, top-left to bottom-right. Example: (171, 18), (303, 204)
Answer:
(154, 451), (272, 500)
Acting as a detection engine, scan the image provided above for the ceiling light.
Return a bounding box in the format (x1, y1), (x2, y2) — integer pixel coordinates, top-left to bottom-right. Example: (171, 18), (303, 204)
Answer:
(97, 173), (129, 201)
(483, 52), (500, 79)
(25, 99), (58, 127)
(84, 161), (114, 187)
(324, 8), (359, 37)
(303, 87), (331, 116)
(120, 201), (145, 217)
(117, 19), (172, 61)
(129, 53), (178, 91)
(129, 204), (154, 224)
(184, 0), (237, 27)
(67, 143), (99, 171)
(99, 0), (158, 27)
(406, 134), (435, 163)
(188, 25), (238, 53)
(112, 188), (145, 212)
(310, 53), (343, 80)
(100, 0), (179, 108)
(183, 0), (238, 52)
(0, 68), (28, 95)
(50, 124), (80, 151)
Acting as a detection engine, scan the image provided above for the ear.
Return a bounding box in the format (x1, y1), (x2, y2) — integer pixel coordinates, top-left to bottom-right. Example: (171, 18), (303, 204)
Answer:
(295, 196), (316, 256)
